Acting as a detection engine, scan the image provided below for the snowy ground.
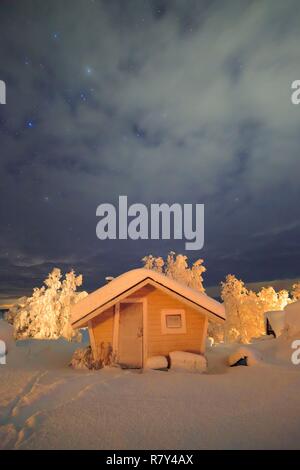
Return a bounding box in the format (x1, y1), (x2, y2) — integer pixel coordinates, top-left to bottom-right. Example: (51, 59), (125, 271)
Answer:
(1, 319), (300, 450)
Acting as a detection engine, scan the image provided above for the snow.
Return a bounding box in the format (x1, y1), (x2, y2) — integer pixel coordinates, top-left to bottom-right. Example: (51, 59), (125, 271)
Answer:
(221, 275), (289, 344)
(71, 268), (225, 327)
(169, 351), (207, 373)
(228, 346), (262, 367)
(264, 301), (300, 339)
(7, 269), (87, 341)
(284, 300), (300, 337)
(1, 318), (300, 449)
(265, 310), (285, 337)
(145, 356), (168, 369)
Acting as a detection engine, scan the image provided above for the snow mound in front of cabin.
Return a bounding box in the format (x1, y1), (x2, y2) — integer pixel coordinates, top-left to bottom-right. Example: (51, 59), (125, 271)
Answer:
(146, 355), (168, 370)
(228, 346), (262, 367)
(169, 351), (207, 373)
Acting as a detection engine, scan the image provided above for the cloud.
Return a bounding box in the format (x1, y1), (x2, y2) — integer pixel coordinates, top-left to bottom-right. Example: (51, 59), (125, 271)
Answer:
(0, 0), (300, 292)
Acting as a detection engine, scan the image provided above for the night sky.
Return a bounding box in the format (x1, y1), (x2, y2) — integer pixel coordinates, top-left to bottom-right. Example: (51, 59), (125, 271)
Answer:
(1, 0), (300, 300)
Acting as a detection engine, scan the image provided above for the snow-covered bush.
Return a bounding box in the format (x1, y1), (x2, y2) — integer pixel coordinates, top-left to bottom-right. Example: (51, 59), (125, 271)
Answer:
(169, 351), (207, 373)
(70, 346), (102, 370)
(208, 322), (224, 344)
(6, 268), (87, 341)
(142, 252), (206, 292)
(70, 341), (114, 369)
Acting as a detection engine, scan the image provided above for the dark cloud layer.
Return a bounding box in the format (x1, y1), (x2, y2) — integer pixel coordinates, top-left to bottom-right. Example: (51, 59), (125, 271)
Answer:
(0, 0), (300, 297)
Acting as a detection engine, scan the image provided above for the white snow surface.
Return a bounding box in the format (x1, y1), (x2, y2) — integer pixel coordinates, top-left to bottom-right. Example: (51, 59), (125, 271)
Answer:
(169, 351), (207, 373)
(1, 319), (300, 450)
(70, 268), (225, 327)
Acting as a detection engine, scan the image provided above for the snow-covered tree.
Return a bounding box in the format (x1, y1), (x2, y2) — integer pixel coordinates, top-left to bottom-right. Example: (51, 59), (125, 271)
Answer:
(277, 289), (291, 309)
(142, 252), (206, 292)
(189, 258), (207, 292)
(165, 252), (190, 286)
(291, 281), (300, 301)
(141, 255), (164, 273)
(6, 268), (87, 341)
(258, 286), (280, 311)
(221, 274), (249, 343)
(221, 276), (291, 344)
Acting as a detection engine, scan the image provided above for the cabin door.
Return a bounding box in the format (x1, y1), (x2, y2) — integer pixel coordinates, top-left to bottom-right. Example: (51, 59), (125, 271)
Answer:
(118, 302), (143, 368)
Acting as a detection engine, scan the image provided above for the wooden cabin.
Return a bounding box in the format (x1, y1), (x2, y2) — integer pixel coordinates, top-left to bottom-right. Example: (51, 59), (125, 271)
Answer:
(70, 269), (225, 368)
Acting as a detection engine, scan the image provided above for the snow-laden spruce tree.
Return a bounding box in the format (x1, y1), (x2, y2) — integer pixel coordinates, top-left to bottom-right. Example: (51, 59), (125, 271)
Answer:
(142, 251), (206, 293)
(6, 268), (87, 341)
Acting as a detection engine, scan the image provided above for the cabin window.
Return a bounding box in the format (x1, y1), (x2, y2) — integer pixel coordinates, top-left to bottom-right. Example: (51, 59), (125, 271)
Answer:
(166, 314), (182, 328)
(161, 309), (186, 334)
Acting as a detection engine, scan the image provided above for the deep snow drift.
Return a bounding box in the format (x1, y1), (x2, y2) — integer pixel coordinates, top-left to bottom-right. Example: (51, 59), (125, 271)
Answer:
(1, 319), (300, 450)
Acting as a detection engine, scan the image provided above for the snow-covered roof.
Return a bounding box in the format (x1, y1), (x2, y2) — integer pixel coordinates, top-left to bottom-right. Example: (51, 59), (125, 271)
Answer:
(71, 268), (225, 328)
